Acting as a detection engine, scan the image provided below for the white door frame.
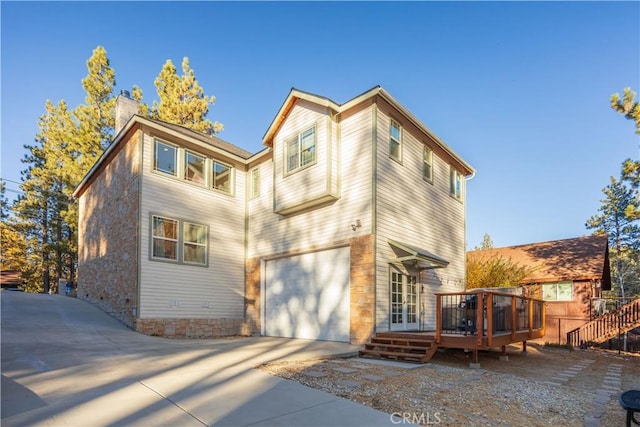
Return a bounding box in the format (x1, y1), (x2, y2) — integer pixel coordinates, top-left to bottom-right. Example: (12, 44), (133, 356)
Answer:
(389, 267), (420, 331)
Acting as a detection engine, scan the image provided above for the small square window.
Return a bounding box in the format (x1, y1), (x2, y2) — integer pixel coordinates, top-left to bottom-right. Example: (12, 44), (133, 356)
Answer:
(155, 141), (177, 176)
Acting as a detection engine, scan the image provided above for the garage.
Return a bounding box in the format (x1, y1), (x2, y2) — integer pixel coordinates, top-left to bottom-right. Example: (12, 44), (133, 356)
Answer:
(264, 246), (350, 342)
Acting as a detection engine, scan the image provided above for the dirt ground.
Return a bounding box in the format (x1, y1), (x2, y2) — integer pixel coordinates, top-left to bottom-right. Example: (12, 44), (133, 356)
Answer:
(259, 343), (640, 426)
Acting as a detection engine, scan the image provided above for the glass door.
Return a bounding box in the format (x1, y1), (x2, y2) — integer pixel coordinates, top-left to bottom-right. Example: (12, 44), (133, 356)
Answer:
(390, 271), (419, 330)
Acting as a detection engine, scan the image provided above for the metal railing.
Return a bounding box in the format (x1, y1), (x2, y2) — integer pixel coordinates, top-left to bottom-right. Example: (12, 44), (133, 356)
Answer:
(435, 290), (545, 345)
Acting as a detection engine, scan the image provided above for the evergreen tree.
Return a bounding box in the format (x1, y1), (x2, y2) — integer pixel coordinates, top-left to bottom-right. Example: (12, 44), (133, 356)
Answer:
(151, 57), (223, 134)
(586, 175), (640, 299)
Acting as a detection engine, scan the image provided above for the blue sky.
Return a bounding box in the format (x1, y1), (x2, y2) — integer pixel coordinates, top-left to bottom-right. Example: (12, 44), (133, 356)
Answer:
(1, 1), (639, 249)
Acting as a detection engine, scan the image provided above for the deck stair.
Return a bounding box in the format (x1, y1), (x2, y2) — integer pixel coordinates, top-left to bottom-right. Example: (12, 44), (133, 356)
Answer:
(567, 296), (640, 347)
(359, 332), (437, 363)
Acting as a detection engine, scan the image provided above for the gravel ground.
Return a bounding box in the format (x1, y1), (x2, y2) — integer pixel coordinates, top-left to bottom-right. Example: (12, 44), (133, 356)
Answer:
(258, 343), (640, 426)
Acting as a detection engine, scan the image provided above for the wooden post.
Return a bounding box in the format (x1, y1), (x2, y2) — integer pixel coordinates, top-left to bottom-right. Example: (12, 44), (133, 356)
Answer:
(528, 298), (534, 336)
(511, 295), (517, 340)
(473, 349), (479, 364)
(501, 345), (506, 355)
(522, 340), (527, 353)
(476, 292), (484, 348)
(435, 293), (441, 344)
(486, 292), (493, 347)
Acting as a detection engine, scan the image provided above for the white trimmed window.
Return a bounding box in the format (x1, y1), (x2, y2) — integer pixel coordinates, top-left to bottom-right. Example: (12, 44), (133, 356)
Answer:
(212, 160), (233, 194)
(184, 151), (206, 185)
(250, 167), (260, 198)
(151, 215), (208, 266)
(154, 141), (178, 176)
(287, 126), (316, 173)
(390, 120), (402, 161)
(153, 139), (235, 195)
(542, 282), (573, 301)
(152, 216), (178, 261)
(449, 167), (463, 201)
(423, 146), (433, 183)
(183, 222), (207, 265)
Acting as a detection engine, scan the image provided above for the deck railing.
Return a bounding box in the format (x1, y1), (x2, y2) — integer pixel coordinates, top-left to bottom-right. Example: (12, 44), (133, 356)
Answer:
(567, 297), (640, 347)
(435, 290), (545, 347)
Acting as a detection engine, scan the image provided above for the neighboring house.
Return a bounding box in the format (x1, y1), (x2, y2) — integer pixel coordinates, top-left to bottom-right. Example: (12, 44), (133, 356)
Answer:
(74, 86), (475, 344)
(467, 235), (612, 343)
(1, 270), (23, 290)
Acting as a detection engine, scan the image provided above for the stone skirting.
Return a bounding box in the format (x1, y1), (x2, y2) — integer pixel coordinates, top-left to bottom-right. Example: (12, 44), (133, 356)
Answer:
(135, 317), (251, 338)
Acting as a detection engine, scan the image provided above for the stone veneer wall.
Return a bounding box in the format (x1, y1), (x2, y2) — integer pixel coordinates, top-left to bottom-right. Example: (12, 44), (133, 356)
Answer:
(244, 234), (376, 345)
(135, 318), (251, 338)
(77, 130), (140, 328)
(245, 257), (262, 335)
(349, 234), (375, 344)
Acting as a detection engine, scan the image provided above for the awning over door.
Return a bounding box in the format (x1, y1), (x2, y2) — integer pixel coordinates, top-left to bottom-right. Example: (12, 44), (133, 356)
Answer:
(388, 239), (449, 270)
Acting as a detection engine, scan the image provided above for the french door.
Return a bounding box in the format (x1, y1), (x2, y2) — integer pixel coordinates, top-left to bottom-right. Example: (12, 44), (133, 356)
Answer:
(390, 271), (419, 331)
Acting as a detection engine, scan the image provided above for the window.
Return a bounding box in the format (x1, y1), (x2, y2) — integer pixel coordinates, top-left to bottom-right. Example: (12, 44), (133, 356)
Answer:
(542, 282), (573, 301)
(151, 215), (208, 266)
(250, 167), (260, 198)
(212, 160), (233, 194)
(153, 139), (235, 195)
(286, 126), (316, 172)
(390, 120), (402, 161)
(152, 216), (178, 261)
(183, 222), (207, 265)
(155, 141), (177, 176)
(423, 147), (433, 183)
(184, 151), (206, 185)
(449, 167), (463, 200)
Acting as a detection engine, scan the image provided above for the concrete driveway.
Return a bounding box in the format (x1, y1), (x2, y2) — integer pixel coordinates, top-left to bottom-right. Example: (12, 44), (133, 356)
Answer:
(1, 292), (397, 426)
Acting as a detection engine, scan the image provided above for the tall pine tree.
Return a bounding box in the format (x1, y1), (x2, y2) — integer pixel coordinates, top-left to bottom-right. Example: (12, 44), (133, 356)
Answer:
(151, 57), (223, 134)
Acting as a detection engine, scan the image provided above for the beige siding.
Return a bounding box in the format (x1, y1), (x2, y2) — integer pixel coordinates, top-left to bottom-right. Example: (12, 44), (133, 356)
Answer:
(374, 107), (467, 331)
(138, 133), (246, 319)
(272, 100), (339, 214)
(249, 104), (374, 257)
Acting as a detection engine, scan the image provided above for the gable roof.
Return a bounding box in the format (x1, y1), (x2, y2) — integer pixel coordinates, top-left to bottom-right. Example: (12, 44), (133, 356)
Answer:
(467, 234), (611, 289)
(73, 115), (253, 198)
(262, 86), (475, 176)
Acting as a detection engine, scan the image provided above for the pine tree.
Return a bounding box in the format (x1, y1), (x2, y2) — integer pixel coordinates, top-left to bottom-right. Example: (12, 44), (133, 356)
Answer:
(586, 175), (640, 299)
(151, 57), (223, 134)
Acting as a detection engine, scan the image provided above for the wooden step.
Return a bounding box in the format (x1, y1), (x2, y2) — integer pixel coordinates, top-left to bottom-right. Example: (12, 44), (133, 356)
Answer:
(359, 332), (438, 364)
(371, 337), (435, 346)
(359, 348), (433, 363)
(365, 343), (431, 352)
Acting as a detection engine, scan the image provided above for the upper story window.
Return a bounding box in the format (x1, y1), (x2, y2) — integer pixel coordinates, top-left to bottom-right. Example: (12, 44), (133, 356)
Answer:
(542, 282), (573, 301)
(185, 151), (206, 185)
(153, 139), (234, 195)
(250, 167), (260, 198)
(449, 167), (463, 201)
(212, 160), (233, 194)
(155, 141), (178, 176)
(423, 146), (433, 183)
(287, 126), (316, 173)
(389, 120), (402, 162)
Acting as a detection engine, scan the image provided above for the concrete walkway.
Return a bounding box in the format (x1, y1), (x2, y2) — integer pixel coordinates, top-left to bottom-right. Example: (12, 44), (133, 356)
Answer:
(1, 292), (398, 426)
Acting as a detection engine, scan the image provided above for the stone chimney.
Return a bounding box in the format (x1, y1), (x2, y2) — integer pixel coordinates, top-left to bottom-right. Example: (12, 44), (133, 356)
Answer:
(115, 90), (138, 135)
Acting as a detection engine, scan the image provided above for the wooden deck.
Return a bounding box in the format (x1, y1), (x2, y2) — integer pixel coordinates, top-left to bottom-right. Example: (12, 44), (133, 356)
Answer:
(360, 290), (546, 364)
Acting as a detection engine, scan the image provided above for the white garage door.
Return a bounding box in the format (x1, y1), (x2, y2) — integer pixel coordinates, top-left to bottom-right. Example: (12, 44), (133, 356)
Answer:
(265, 247), (350, 342)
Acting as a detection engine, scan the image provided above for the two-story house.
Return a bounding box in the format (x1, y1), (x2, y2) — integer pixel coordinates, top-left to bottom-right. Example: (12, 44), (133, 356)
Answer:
(74, 86), (475, 344)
